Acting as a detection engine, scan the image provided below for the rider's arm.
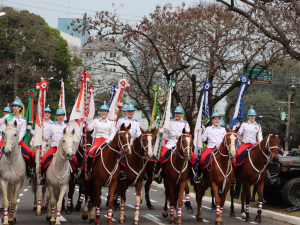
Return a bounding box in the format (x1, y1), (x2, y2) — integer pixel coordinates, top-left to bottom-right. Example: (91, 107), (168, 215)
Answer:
(236, 122), (244, 137)
(201, 127), (209, 142)
(0, 114), (9, 126)
(107, 121), (116, 143)
(86, 119), (95, 131)
(19, 120), (26, 142)
(257, 125), (263, 142)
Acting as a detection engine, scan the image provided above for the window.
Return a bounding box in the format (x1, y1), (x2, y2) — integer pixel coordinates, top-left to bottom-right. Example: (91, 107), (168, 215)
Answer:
(122, 52), (127, 57)
(110, 52), (116, 57)
(86, 52), (89, 57)
(109, 68), (116, 72)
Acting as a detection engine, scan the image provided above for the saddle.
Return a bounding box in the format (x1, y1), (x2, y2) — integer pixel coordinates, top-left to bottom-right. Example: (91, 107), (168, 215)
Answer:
(201, 149), (218, 170)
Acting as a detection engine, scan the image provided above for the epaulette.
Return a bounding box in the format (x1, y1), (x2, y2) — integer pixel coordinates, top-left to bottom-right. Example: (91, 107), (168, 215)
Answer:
(108, 119), (114, 121)
(133, 119), (139, 122)
(182, 120), (188, 123)
(21, 116), (26, 120)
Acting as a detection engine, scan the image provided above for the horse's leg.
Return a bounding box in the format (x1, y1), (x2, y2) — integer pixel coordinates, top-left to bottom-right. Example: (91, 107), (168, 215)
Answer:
(241, 184), (246, 219)
(32, 176), (38, 211)
(0, 188), (3, 212)
(36, 185), (43, 215)
(0, 180), (9, 225)
(55, 185), (68, 225)
(133, 181), (143, 225)
(66, 174), (75, 215)
(10, 182), (22, 223)
(48, 186), (56, 223)
(184, 182), (193, 213)
(229, 184), (235, 217)
(82, 193), (89, 220)
(75, 183), (84, 212)
(177, 180), (187, 225)
(107, 181), (118, 225)
(46, 191), (51, 221)
(210, 181), (223, 225)
(119, 182), (127, 223)
(42, 186), (49, 211)
(244, 182), (251, 222)
(211, 188), (216, 210)
(168, 182), (175, 224)
(162, 186), (169, 218)
(255, 182), (264, 223)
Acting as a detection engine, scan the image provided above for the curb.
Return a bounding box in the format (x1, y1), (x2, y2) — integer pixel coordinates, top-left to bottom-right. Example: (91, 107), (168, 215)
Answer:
(151, 182), (300, 225)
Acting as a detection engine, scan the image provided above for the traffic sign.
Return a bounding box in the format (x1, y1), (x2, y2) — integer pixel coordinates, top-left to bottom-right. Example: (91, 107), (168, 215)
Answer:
(243, 66), (273, 85)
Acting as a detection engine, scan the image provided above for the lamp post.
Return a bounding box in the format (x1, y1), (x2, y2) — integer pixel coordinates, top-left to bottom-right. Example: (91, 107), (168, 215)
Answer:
(0, 12), (6, 17)
(258, 115), (281, 122)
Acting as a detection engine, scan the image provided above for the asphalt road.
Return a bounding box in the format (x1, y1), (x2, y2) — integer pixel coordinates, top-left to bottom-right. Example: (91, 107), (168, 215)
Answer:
(5, 180), (290, 225)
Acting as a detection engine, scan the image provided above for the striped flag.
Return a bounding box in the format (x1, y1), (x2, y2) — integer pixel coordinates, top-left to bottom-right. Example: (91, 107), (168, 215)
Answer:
(59, 79), (67, 121)
(231, 75), (250, 130)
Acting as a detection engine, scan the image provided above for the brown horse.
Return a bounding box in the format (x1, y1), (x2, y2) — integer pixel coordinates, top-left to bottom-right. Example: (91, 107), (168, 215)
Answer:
(89, 123), (132, 225)
(118, 128), (154, 224)
(194, 127), (239, 225)
(230, 128), (281, 223)
(162, 128), (192, 224)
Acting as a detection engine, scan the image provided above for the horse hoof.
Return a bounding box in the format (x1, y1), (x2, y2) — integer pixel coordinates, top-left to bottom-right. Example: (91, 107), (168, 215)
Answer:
(8, 221), (13, 225)
(255, 216), (261, 223)
(90, 219), (95, 223)
(36, 211), (42, 215)
(42, 205), (48, 211)
(114, 206), (120, 211)
(74, 204), (81, 212)
(177, 222), (182, 225)
(245, 217), (252, 222)
(169, 220), (176, 224)
(82, 214), (88, 221)
(230, 212), (236, 217)
(162, 212), (168, 218)
(196, 216), (203, 222)
(214, 222), (223, 225)
(46, 217), (51, 221)
(119, 219), (126, 223)
(49, 221), (55, 225)
(211, 205), (216, 210)
(132, 220), (139, 225)
(66, 210), (71, 215)
(0, 207), (3, 212)
(147, 204), (154, 210)
(33, 207), (37, 211)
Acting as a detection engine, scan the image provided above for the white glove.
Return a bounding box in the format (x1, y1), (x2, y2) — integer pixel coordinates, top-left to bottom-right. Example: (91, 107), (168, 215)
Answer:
(202, 126), (206, 134)
(27, 125), (32, 130)
(105, 139), (110, 144)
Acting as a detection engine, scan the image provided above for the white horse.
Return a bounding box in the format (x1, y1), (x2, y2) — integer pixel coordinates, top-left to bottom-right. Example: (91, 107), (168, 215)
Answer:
(46, 128), (74, 225)
(31, 139), (51, 214)
(0, 120), (26, 225)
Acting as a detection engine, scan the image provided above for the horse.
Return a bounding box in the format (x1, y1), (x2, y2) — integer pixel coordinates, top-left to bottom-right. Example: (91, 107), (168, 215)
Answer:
(32, 139), (51, 214)
(118, 128), (154, 224)
(46, 128), (75, 225)
(162, 128), (192, 224)
(229, 128), (281, 223)
(90, 123), (132, 225)
(194, 126), (239, 225)
(0, 120), (26, 225)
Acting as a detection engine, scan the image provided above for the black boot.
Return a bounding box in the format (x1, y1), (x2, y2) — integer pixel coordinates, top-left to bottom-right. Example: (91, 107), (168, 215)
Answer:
(193, 175), (204, 185)
(26, 168), (35, 179)
(119, 170), (127, 180)
(87, 170), (93, 180)
(39, 177), (46, 186)
(154, 174), (162, 184)
(143, 173), (149, 181)
(231, 178), (236, 185)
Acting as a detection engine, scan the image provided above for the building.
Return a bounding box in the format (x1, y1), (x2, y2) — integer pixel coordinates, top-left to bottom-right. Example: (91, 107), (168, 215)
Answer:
(58, 18), (89, 46)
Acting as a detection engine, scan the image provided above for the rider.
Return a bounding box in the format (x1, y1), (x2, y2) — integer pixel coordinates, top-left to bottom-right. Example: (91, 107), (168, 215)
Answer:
(0, 98), (35, 178)
(219, 120), (225, 127)
(116, 103), (142, 180)
(154, 104), (190, 184)
(0, 104), (11, 141)
(121, 104), (128, 117)
(196, 112), (226, 185)
(86, 101), (116, 179)
(39, 108), (74, 185)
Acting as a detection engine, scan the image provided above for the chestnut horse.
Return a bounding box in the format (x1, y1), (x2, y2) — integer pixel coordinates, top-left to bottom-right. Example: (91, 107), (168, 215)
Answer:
(118, 128), (154, 224)
(194, 127), (239, 225)
(90, 123), (132, 225)
(162, 128), (192, 224)
(230, 128), (281, 223)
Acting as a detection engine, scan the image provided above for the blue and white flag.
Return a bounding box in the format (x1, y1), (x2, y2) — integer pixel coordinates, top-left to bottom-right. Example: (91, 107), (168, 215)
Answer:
(231, 75), (250, 130)
(108, 84), (118, 108)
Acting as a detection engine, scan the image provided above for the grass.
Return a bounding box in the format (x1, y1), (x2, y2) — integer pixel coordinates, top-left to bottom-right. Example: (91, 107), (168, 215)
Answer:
(187, 182), (300, 218)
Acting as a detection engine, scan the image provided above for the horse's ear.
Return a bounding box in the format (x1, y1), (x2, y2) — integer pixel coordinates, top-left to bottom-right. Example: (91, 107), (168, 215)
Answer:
(63, 128), (67, 135)
(182, 128), (186, 134)
(268, 128), (273, 134)
(71, 129), (75, 135)
(225, 126), (229, 133)
(121, 123), (125, 129)
(140, 127), (145, 134)
(278, 130), (282, 136)
(151, 128), (156, 135)
(127, 123), (131, 130)
(5, 119), (7, 126)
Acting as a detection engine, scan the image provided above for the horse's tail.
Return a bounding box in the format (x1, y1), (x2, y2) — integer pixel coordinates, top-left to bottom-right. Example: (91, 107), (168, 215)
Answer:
(234, 180), (242, 199)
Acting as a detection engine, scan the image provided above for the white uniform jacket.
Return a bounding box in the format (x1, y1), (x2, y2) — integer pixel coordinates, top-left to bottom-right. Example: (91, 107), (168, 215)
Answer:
(202, 125), (226, 149)
(43, 122), (73, 147)
(237, 121), (263, 144)
(87, 118), (116, 142)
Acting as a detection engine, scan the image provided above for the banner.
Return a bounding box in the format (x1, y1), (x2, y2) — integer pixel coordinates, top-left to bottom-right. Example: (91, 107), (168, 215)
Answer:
(59, 79), (67, 121)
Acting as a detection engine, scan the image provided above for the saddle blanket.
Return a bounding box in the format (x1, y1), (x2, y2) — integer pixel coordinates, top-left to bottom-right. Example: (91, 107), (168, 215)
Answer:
(200, 149), (218, 170)
(81, 143), (108, 170)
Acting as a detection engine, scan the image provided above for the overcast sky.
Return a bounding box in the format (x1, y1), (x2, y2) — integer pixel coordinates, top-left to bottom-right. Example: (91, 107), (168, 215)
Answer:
(1, 0), (204, 28)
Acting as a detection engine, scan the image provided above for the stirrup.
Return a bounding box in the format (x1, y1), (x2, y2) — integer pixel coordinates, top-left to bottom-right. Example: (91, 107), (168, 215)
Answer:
(87, 170), (93, 180)
(154, 174), (162, 184)
(231, 178), (236, 185)
(193, 175), (204, 185)
(27, 168), (35, 179)
(119, 170), (127, 180)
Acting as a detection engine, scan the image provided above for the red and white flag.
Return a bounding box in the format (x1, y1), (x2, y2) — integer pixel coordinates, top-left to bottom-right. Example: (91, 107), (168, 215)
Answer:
(59, 79), (67, 121)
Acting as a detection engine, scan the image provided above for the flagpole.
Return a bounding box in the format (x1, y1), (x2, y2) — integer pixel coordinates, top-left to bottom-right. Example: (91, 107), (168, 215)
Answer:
(84, 76), (88, 179)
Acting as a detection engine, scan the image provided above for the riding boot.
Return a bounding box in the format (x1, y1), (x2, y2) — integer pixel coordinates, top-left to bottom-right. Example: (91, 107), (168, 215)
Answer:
(154, 169), (163, 184)
(231, 178), (236, 185)
(192, 164), (204, 185)
(143, 173), (149, 181)
(119, 170), (127, 180)
(25, 158), (35, 179)
(39, 168), (46, 186)
(87, 169), (93, 180)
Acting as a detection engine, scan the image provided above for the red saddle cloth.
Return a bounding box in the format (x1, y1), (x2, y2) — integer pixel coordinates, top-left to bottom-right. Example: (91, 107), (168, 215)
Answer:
(231, 143), (254, 167)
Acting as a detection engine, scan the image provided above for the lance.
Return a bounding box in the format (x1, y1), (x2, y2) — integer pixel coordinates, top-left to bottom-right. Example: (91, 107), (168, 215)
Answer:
(152, 78), (176, 178)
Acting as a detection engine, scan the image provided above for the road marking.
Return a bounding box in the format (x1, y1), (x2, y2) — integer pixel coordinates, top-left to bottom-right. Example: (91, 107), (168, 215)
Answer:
(60, 216), (67, 221)
(250, 222), (258, 224)
(150, 189), (157, 192)
(104, 215), (116, 221)
(23, 189), (28, 192)
(106, 193), (108, 195)
(236, 217), (243, 220)
(191, 216), (209, 223)
(19, 193), (23, 196)
(101, 196), (107, 201)
(126, 189), (130, 191)
(202, 206), (212, 210)
(17, 199), (20, 202)
(143, 215), (166, 225)
(146, 214), (162, 221)
(28, 186), (31, 187)
(133, 193), (136, 195)
(150, 199), (157, 202)
(127, 204), (135, 208)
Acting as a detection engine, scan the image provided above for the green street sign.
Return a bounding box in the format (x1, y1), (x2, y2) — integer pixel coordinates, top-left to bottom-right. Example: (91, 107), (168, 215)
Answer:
(243, 66), (273, 85)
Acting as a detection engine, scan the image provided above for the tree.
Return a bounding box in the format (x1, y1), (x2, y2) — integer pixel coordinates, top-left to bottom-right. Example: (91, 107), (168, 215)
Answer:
(72, 2), (286, 127)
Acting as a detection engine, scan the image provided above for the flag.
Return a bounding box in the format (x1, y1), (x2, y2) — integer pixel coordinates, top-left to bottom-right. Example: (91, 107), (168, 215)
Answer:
(108, 84), (118, 108)
(59, 79), (67, 121)
(231, 75), (250, 130)
(150, 84), (161, 133)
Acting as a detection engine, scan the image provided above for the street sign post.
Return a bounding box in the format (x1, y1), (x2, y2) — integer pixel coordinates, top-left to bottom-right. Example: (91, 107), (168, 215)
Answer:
(243, 66), (273, 85)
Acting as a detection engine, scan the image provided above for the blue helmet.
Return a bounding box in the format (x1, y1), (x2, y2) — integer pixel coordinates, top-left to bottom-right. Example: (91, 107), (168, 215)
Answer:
(212, 112), (221, 119)
(174, 104), (184, 114)
(44, 105), (51, 113)
(127, 104), (135, 111)
(219, 120), (225, 127)
(122, 104), (128, 111)
(170, 113), (173, 119)
(98, 110), (101, 115)
(56, 108), (66, 115)
(100, 101), (109, 111)
(11, 98), (22, 108)
(248, 107), (257, 116)
(3, 103), (11, 113)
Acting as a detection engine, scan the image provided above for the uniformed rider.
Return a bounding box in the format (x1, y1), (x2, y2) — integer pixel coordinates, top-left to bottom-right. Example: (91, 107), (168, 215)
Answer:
(116, 103), (142, 180)
(39, 108), (74, 185)
(86, 101), (116, 179)
(195, 112), (226, 184)
(154, 105), (190, 184)
(0, 104), (11, 141)
(0, 98), (35, 178)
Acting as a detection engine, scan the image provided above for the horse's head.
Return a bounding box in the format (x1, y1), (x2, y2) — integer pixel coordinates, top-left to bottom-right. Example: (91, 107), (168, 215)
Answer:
(3, 120), (18, 156)
(61, 128), (75, 160)
(140, 128), (154, 159)
(79, 127), (94, 151)
(179, 128), (193, 161)
(224, 126), (240, 159)
(266, 128), (282, 162)
(119, 123), (132, 157)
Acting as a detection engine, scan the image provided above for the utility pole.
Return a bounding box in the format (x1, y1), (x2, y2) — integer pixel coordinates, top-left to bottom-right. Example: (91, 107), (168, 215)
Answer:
(277, 89), (294, 151)
(14, 42), (19, 99)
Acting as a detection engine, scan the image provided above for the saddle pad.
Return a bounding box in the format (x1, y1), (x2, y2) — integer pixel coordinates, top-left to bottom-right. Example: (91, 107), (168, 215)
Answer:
(231, 147), (252, 167)
(90, 143), (108, 158)
(201, 149), (218, 170)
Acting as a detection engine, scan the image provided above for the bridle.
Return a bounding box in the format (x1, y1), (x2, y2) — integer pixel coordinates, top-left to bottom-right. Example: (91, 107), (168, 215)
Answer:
(2, 127), (19, 152)
(175, 134), (192, 159)
(139, 133), (153, 157)
(259, 134), (279, 158)
(59, 138), (74, 160)
(220, 132), (238, 157)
